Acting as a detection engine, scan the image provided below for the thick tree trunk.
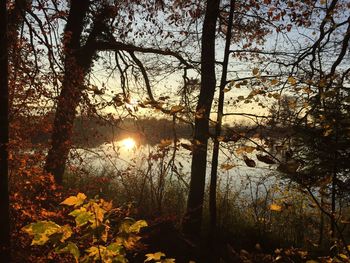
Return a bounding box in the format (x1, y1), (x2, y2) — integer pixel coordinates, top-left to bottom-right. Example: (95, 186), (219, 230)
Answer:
(0, 0), (11, 260)
(45, 0), (92, 184)
(183, 0), (220, 238)
(45, 65), (85, 184)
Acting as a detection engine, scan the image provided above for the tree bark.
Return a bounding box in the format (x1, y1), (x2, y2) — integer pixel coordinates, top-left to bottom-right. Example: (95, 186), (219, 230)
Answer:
(45, 0), (92, 184)
(183, 0), (220, 238)
(0, 0), (11, 260)
(209, 0), (235, 237)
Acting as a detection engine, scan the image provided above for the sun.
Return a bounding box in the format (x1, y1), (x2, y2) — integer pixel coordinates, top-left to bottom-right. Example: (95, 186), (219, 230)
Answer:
(121, 137), (136, 150)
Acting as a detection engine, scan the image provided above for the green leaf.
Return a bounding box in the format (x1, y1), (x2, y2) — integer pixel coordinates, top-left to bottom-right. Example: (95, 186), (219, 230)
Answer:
(128, 220), (148, 233)
(22, 221), (61, 245)
(69, 207), (94, 227)
(107, 242), (123, 254)
(119, 219), (148, 234)
(61, 193), (87, 207)
(58, 242), (80, 263)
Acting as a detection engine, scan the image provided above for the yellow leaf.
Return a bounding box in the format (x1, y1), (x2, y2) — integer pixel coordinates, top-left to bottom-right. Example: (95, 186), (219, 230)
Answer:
(323, 128), (332, 137)
(271, 79), (279, 85)
(86, 246), (106, 260)
(217, 136), (225, 142)
(122, 235), (141, 250)
(170, 105), (184, 114)
(89, 202), (106, 226)
(100, 199), (113, 211)
(61, 193), (87, 207)
(145, 252), (166, 262)
(272, 93), (281, 99)
(303, 86), (312, 94)
(164, 259), (176, 263)
(270, 203), (282, 212)
(220, 163), (235, 171)
(128, 220), (148, 233)
(252, 68), (259, 75)
(236, 146), (256, 155)
(22, 221), (61, 245)
(60, 225), (73, 243)
(288, 76), (297, 85)
(159, 139), (173, 148)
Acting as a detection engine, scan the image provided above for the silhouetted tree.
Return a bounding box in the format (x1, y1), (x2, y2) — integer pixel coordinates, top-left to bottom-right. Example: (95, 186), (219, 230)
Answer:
(0, 0), (11, 260)
(44, 0), (192, 184)
(183, 0), (220, 238)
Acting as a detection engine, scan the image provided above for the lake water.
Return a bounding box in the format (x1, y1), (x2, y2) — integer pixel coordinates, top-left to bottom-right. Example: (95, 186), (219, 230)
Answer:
(71, 137), (282, 196)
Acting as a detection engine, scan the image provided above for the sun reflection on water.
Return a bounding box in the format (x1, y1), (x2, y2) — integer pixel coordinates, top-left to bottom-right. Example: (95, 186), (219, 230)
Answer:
(120, 137), (136, 150)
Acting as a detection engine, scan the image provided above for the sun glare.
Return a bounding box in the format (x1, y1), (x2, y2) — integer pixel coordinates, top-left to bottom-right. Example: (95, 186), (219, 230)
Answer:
(121, 138), (136, 150)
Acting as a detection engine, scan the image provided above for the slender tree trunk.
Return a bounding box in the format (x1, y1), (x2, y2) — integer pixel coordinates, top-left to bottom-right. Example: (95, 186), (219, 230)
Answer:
(0, 0), (11, 260)
(183, 0), (220, 238)
(209, 0), (235, 236)
(331, 84), (341, 239)
(331, 169), (336, 239)
(45, 0), (92, 184)
(318, 192), (324, 246)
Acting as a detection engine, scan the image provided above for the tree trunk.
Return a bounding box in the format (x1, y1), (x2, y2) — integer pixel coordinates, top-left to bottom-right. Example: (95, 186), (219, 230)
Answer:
(0, 0), (11, 260)
(209, 0), (235, 238)
(182, 0), (220, 238)
(318, 192), (324, 246)
(45, 0), (92, 184)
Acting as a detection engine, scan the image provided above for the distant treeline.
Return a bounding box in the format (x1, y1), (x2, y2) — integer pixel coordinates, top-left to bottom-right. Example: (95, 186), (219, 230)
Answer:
(28, 114), (292, 148)
(73, 116), (195, 147)
(29, 115), (194, 147)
